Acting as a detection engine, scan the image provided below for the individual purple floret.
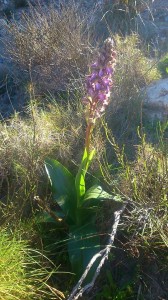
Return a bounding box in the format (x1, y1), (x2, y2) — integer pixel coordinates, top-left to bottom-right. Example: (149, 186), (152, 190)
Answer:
(83, 38), (116, 125)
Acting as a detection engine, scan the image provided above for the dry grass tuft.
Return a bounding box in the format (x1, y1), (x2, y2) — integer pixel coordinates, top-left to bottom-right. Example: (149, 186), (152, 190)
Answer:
(0, 99), (104, 222)
(98, 117), (168, 249)
(5, 1), (95, 94)
(122, 142), (167, 243)
(93, 0), (153, 39)
(106, 34), (160, 145)
(0, 101), (82, 220)
(98, 124), (168, 298)
(114, 34), (160, 97)
(103, 128), (168, 249)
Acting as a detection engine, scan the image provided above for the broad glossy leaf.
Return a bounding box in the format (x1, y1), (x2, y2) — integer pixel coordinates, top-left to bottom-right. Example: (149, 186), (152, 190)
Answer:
(45, 158), (76, 224)
(84, 185), (114, 201)
(75, 148), (95, 206)
(83, 185), (123, 209)
(68, 222), (100, 280)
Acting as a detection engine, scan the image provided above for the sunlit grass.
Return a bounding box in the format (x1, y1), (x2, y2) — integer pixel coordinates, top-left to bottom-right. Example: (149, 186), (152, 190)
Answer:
(0, 229), (65, 300)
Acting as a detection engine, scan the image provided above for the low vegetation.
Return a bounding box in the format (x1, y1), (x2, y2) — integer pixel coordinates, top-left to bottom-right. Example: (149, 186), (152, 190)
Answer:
(5, 1), (94, 94)
(0, 0), (167, 299)
(0, 229), (64, 300)
(158, 52), (168, 78)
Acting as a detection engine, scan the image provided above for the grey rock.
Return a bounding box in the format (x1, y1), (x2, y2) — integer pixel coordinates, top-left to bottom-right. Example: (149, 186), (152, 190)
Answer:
(144, 78), (168, 120)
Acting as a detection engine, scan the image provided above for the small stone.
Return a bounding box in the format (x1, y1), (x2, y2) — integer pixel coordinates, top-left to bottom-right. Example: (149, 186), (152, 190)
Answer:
(144, 78), (168, 121)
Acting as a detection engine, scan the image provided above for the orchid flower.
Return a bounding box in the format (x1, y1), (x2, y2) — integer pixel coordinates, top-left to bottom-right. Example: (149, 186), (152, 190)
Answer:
(83, 38), (116, 152)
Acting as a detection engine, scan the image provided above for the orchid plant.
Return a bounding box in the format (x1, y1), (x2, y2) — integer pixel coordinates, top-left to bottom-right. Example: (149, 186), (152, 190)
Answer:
(45, 38), (120, 279)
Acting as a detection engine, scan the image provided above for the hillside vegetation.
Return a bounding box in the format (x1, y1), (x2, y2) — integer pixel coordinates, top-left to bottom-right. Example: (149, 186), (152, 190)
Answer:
(0, 1), (167, 299)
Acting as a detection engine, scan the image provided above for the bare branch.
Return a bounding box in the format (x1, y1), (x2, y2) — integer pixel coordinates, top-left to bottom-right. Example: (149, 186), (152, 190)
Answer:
(68, 203), (127, 300)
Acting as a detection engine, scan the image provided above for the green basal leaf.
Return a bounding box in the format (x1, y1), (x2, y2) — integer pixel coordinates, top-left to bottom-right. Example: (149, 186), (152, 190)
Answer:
(45, 158), (76, 224)
(84, 185), (114, 201)
(75, 148), (96, 207)
(68, 222), (100, 280)
(76, 206), (97, 226)
(83, 185), (124, 209)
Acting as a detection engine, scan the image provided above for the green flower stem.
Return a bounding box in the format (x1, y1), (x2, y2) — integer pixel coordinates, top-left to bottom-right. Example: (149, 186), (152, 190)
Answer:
(85, 122), (93, 155)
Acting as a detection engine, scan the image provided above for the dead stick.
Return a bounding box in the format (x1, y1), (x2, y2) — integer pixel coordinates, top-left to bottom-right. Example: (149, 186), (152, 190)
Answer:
(68, 203), (127, 300)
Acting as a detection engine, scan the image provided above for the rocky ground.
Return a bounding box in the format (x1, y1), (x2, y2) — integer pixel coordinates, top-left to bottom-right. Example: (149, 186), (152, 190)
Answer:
(142, 0), (168, 120)
(0, 0), (168, 119)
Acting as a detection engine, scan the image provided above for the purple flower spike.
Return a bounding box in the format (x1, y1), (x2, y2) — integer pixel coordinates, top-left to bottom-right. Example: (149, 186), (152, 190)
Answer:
(83, 38), (116, 124)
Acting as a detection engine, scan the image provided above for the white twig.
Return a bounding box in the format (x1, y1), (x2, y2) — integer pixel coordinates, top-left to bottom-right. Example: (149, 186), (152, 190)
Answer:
(68, 203), (127, 300)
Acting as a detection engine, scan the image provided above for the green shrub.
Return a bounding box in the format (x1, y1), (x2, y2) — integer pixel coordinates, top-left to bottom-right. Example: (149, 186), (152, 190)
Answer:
(158, 53), (168, 78)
